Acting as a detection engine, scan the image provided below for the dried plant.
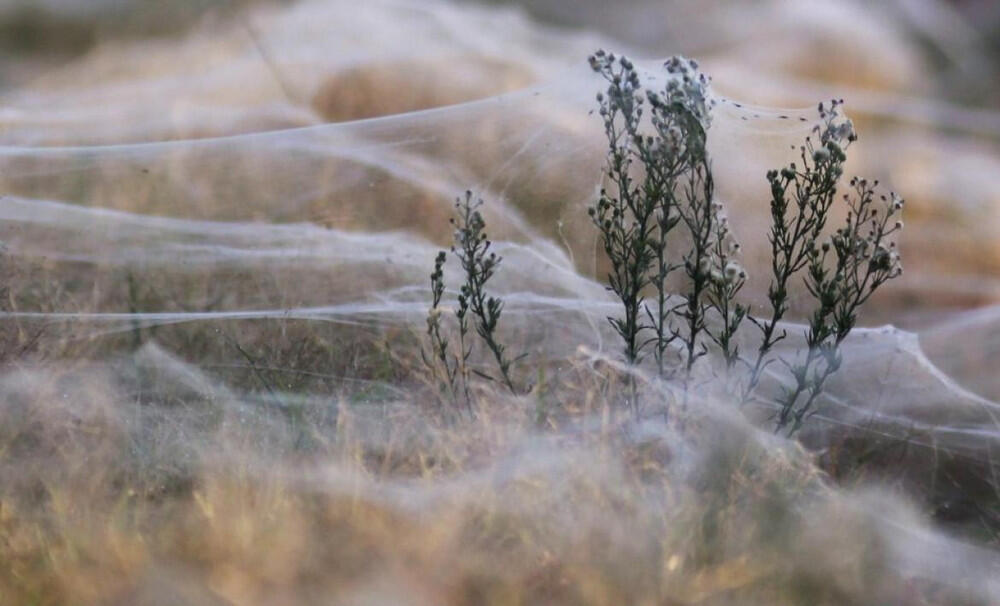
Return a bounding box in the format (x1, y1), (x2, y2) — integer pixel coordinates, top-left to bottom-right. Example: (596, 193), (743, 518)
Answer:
(424, 191), (519, 403)
(588, 51), (729, 391)
(741, 101), (857, 407)
(587, 51), (655, 374)
(426, 52), (905, 434)
(424, 249), (463, 406)
(744, 100), (904, 433)
(587, 51), (904, 434)
(776, 176), (904, 434)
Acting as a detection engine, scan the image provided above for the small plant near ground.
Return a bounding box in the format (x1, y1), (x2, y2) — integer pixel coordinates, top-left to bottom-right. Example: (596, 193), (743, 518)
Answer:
(776, 178), (903, 433)
(423, 191), (519, 406)
(588, 50), (745, 407)
(425, 249), (463, 406)
(743, 100), (903, 434)
(587, 52), (652, 374)
(587, 52), (735, 386)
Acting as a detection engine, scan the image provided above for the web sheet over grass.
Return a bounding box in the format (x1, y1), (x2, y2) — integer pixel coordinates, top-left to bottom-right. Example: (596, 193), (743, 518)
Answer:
(0, 0), (998, 603)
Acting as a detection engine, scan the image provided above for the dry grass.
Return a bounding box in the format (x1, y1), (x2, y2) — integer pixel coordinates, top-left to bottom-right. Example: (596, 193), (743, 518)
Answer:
(0, 186), (996, 603)
(0, 335), (995, 606)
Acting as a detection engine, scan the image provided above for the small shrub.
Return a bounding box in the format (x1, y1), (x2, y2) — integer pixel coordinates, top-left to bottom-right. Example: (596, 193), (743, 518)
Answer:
(424, 191), (519, 407)
(588, 50), (747, 408)
(587, 52), (743, 389)
(587, 51), (904, 433)
(426, 52), (904, 435)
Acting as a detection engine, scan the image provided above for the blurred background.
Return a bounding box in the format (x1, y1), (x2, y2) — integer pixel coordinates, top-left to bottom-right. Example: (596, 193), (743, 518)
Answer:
(1, 0), (998, 100)
(3, 0), (999, 102)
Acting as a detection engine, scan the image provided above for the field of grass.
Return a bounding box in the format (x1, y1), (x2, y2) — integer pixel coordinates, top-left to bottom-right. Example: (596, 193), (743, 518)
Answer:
(1, 1), (999, 604)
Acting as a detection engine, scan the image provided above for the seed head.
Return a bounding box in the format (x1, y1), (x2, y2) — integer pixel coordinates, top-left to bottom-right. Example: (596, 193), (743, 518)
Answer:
(723, 261), (744, 283)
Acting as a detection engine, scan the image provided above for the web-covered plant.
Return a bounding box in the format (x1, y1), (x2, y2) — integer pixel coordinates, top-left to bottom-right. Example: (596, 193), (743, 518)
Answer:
(424, 191), (519, 408)
(426, 51), (904, 435)
(587, 51), (744, 390)
(587, 51), (904, 433)
(747, 101), (904, 434)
